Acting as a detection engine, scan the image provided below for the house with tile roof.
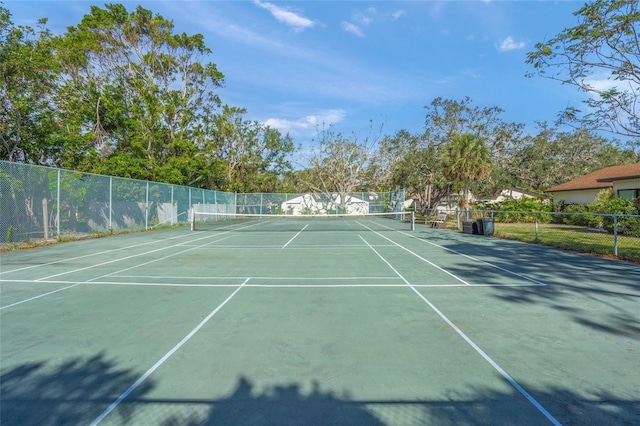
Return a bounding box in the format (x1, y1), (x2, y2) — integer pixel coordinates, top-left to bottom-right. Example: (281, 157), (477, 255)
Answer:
(546, 163), (640, 204)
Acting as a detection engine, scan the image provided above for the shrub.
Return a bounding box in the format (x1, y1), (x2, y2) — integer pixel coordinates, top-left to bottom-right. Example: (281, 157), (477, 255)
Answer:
(475, 198), (550, 223)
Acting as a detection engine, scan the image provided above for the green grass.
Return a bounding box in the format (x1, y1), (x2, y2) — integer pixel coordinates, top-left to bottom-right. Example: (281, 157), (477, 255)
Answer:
(495, 223), (640, 262)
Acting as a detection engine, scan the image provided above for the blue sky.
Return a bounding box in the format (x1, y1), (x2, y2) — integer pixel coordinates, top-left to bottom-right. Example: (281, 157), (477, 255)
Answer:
(6, 1), (587, 145)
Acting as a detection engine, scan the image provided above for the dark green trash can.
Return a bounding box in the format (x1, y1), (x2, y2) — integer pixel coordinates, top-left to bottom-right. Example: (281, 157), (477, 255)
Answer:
(480, 218), (494, 236)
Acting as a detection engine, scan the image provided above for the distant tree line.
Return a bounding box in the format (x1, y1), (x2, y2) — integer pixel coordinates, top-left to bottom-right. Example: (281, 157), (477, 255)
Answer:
(1, 2), (639, 208)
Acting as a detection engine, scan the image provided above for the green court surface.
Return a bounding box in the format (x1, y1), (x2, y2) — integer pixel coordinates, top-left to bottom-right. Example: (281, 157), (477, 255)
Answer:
(1, 217), (639, 425)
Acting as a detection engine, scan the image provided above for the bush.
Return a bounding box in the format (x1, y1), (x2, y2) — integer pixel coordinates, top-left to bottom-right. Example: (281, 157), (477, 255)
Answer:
(475, 198), (551, 223)
(561, 204), (602, 227)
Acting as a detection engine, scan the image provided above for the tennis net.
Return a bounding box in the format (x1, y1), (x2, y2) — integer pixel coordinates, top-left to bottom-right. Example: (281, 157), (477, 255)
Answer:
(191, 211), (414, 232)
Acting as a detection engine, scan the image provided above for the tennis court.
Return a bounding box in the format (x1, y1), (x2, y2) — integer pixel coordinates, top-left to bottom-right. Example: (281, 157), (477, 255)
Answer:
(1, 214), (638, 425)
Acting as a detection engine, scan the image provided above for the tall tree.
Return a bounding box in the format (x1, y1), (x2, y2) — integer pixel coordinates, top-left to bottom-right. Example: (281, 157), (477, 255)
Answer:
(424, 97), (523, 197)
(510, 123), (638, 191)
(210, 105), (294, 193)
(370, 130), (448, 212)
(527, 0), (640, 139)
(55, 3), (225, 180)
(0, 7), (60, 163)
(303, 123), (381, 211)
(440, 133), (492, 209)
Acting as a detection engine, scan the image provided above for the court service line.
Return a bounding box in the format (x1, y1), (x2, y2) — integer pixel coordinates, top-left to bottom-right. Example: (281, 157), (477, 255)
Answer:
(2, 232), (237, 310)
(282, 224), (309, 249)
(355, 222), (471, 285)
(0, 279), (543, 288)
(108, 275), (399, 280)
(89, 278), (249, 426)
(399, 231), (547, 286)
(85, 235), (235, 283)
(36, 232), (235, 281)
(359, 236), (562, 426)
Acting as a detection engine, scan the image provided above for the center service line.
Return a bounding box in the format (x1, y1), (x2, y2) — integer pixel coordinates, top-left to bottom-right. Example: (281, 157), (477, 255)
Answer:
(282, 224), (309, 249)
(355, 221), (471, 285)
(89, 278), (250, 426)
(359, 236), (562, 426)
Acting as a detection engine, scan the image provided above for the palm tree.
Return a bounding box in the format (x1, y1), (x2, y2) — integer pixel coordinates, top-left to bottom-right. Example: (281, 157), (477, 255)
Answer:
(441, 133), (492, 209)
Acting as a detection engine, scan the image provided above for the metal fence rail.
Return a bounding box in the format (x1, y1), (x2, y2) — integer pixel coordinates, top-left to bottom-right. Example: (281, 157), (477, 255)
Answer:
(0, 160), (404, 246)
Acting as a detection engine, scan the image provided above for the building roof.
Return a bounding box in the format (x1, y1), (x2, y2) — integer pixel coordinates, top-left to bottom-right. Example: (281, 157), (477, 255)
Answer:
(546, 163), (640, 192)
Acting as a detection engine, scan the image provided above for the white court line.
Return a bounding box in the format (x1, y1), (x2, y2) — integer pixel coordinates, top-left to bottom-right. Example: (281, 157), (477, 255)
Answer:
(0, 279), (543, 288)
(86, 235), (235, 283)
(3, 230), (240, 309)
(282, 224), (309, 249)
(108, 275), (400, 281)
(356, 222), (471, 285)
(89, 278), (249, 426)
(0, 232), (194, 275)
(399, 230), (547, 286)
(0, 283), (81, 311)
(36, 232), (234, 281)
(359, 235), (562, 426)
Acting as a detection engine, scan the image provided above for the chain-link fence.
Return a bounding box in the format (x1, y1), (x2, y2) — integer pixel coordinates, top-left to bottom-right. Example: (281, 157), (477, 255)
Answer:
(0, 161), (235, 246)
(234, 190), (404, 215)
(0, 160), (404, 247)
(441, 208), (640, 262)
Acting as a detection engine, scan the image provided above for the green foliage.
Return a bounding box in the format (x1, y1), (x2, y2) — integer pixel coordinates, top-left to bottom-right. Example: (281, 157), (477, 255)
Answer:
(441, 133), (492, 208)
(561, 204), (603, 228)
(526, 0), (640, 138)
(0, 7), (61, 163)
(478, 198), (551, 223)
(557, 189), (640, 235)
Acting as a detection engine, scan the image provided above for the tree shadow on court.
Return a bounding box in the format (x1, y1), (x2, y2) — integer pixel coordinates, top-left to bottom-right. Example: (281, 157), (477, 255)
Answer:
(423, 233), (640, 339)
(149, 376), (639, 425)
(0, 352), (155, 425)
(158, 376), (384, 425)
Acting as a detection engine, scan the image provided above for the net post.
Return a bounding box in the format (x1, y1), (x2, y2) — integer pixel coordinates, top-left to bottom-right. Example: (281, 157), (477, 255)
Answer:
(411, 211), (415, 231)
(190, 209), (195, 231)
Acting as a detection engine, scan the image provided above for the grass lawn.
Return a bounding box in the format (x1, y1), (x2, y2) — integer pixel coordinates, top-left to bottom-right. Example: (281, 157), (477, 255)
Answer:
(495, 222), (640, 263)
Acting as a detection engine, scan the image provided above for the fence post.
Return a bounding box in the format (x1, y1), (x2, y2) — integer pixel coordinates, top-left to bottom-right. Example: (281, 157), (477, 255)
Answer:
(535, 212), (539, 243)
(109, 176), (112, 230)
(145, 181), (149, 230)
(43, 198), (48, 240)
(613, 214), (619, 256)
(56, 169), (61, 237)
(170, 185), (174, 225)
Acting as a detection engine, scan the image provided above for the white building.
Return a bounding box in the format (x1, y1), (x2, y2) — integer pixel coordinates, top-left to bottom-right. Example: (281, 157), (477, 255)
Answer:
(281, 193), (369, 215)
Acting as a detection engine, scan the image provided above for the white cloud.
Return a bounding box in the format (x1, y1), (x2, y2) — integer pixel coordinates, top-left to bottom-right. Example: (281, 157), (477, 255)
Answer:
(264, 110), (347, 134)
(497, 36), (525, 52)
(342, 21), (364, 37)
(391, 10), (406, 20)
(253, 0), (316, 32)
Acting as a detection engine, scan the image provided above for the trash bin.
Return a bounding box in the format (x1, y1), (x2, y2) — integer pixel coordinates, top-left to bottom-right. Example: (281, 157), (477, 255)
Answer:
(476, 219), (484, 235)
(480, 218), (494, 236)
(462, 221), (474, 234)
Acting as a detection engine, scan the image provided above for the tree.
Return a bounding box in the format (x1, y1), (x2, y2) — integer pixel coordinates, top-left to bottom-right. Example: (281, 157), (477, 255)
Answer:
(0, 7), (60, 163)
(54, 3), (225, 180)
(509, 123), (638, 191)
(210, 105), (294, 193)
(526, 0), (640, 139)
(440, 133), (492, 209)
(423, 97), (523, 200)
(303, 123), (381, 212)
(369, 130), (449, 212)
